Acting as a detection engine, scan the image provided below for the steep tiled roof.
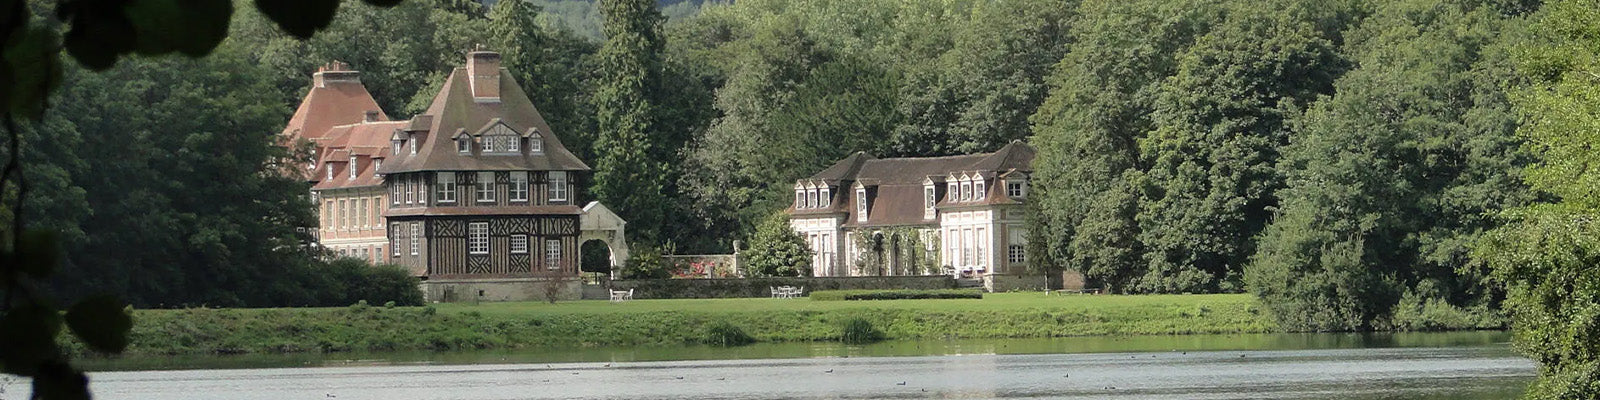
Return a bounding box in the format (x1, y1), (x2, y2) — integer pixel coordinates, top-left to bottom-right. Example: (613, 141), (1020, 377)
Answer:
(378, 63), (589, 174)
(281, 62), (387, 143)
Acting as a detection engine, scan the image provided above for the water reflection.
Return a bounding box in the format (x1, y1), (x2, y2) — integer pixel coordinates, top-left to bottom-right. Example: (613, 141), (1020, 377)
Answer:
(83, 330), (1515, 372)
(79, 345), (1531, 400)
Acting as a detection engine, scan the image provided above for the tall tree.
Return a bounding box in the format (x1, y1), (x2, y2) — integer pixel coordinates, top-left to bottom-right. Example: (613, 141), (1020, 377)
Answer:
(1027, 0), (1221, 293)
(489, 0), (598, 158)
(1476, 0), (1600, 397)
(1135, 5), (1345, 293)
(593, 0), (669, 244)
(1255, 0), (1527, 332)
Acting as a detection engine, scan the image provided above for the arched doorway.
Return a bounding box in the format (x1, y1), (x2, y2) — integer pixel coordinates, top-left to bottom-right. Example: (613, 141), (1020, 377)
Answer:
(580, 239), (614, 280)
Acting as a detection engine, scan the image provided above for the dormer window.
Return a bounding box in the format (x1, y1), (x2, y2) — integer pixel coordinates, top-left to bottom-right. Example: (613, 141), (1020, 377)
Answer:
(820, 186), (831, 208)
(1007, 180), (1026, 198)
(374, 158), (382, 170)
(348, 156), (358, 179)
(960, 178), (972, 202)
(393, 140), (402, 155)
(796, 190), (805, 209)
(507, 135), (519, 152)
(458, 138), (470, 154)
(409, 137), (417, 155)
(924, 185), (936, 219)
(326, 165), (333, 181)
(855, 188), (868, 222)
(530, 136), (543, 154)
(947, 178), (957, 202)
(808, 189), (819, 209)
(974, 178), (985, 200)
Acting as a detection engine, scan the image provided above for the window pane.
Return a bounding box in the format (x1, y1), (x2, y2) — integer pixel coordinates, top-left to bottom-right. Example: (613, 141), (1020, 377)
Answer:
(545, 239), (561, 270)
(469, 222), (489, 254)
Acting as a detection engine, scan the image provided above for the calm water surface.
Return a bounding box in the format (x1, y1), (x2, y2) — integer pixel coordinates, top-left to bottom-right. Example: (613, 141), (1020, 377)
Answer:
(50, 332), (1534, 399)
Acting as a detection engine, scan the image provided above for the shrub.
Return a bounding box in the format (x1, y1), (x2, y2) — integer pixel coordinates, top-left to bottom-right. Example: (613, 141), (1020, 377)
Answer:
(811, 289), (983, 301)
(619, 246), (672, 279)
(839, 318), (883, 344)
(702, 321), (755, 346)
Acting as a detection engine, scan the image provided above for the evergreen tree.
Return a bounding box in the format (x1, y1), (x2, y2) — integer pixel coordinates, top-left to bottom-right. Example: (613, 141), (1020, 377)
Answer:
(593, 0), (669, 245)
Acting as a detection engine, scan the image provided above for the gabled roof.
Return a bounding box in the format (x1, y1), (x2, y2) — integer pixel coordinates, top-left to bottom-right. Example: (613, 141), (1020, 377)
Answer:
(378, 64), (589, 174)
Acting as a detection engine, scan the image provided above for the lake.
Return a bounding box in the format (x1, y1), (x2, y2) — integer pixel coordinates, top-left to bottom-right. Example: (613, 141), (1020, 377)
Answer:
(34, 332), (1538, 399)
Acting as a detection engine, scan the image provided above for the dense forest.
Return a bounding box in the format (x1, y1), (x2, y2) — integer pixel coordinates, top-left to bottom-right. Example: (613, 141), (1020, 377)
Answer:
(8, 0), (1600, 397)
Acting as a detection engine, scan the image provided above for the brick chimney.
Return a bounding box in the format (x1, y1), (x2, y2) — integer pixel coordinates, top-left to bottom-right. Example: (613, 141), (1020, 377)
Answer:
(467, 50), (501, 102)
(313, 60), (360, 88)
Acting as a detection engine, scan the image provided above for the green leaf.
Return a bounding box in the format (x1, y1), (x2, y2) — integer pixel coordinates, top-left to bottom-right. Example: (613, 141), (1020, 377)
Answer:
(0, 304), (63, 377)
(2, 24), (63, 120)
(254, 0), (340, 40)
(124, 0), (235, 57)
(32, 362), (90, 400)
(16, 229), (61, 278)
(65, 295), (133, 354)
(60, 5), (138, 71)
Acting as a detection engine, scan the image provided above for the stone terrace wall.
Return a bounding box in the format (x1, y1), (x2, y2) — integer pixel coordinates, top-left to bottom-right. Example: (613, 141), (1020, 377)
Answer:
(609, 276), (957, 299)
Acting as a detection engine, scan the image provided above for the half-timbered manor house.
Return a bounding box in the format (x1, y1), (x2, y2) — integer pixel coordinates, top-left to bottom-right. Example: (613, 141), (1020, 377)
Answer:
(788, 141), (1041, 289)
(284, 51), (626, 301)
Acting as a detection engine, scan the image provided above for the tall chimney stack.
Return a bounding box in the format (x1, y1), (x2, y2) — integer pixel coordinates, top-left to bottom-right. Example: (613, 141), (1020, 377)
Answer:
(467, 49), (501, 102)
(313, 60), (360, 88)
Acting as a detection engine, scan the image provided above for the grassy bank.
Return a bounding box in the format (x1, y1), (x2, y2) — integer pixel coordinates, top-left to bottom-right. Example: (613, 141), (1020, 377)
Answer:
(83, 293), (1279, 357)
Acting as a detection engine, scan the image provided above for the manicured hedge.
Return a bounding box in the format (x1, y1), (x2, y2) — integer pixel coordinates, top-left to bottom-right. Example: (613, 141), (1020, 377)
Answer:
(810, 289), (984, 301)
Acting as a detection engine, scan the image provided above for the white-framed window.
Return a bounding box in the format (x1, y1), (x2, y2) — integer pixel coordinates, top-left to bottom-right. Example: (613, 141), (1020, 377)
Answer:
(418, 176), (428, 203)
(392, 223), (402, 256)
(1008, 245), (1025, 264)
(947, 181), (957, 201)
(469, 222), (489, 255)
(856, 189), (868, 222)
(458, 138), (470, 154)
(371, 197), (381, 226)
(404, 179), (414, 204)
(545, 239), (561, 270)
(796, 190), (805, 209)
(961, 181), (972, 202)
(410, 222), (421, 255)
(976, 227), (986, 267)
(437, 172), (456, 203)
(409, 137), (417, 155)
(511, 234), (528, 254)
(392, 183), (401, 205)
(323, 200), (332, 228)
(477, 172), (495, 202)
(510, 171), (529, 202)
(549, 171), (568, 202)
(530, 136), (543, 154)
(924, 186), (936, 210)
(1008, 181), (1024, 197)
(975, 180), (986, 200)
(393, 141), (403, 155)
(359, 198), (368, 229)
(349, 156), (358, 179)
(338, 199), (347, 229)
(820, 187), (831, 207)
(962, 228), (973, 266)
(809, 190), (819, 209)
(326, 166), (333, 181)
(507, 136), (519, 152)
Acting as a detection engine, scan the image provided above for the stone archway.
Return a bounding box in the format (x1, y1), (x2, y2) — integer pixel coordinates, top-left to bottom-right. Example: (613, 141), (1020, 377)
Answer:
(579, 201), (629, 279)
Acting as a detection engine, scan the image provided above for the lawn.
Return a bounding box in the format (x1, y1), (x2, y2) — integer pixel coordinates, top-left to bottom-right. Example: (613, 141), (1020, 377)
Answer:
(100, 293), (1280, 357)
